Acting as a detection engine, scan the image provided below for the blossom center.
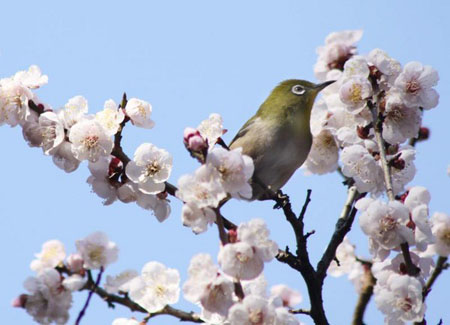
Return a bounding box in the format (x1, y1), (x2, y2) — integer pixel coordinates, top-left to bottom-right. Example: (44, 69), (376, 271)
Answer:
(145, 161), (160, 177)
(379, 216), (397, 233)
(155, 284), (166, 297)
(248, 309), (263, 325)
(406, 80), (421, 95)
(138, 104), (147, 117)
(88, 246), (104, 264)
(83, 135), (99, 149)
(236, 252), (249, 263)
(397, 297), (413, 312)
(350, 84), (363, 103)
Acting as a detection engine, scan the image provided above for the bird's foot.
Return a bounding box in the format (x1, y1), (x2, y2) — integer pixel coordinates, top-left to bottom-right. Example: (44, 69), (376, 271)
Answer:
(273, 190), (290, 209)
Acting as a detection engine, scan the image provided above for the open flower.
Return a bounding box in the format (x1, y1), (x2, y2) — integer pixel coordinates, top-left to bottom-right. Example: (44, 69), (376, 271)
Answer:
(75, 232), (118, 270)
(126, 143), (172, 194)
(125, 98), (155, 128)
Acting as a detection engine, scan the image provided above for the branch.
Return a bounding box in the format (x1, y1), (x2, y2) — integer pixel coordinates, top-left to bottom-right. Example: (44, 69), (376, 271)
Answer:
(75, 268), (104, 325)
(422, 256), (448, 299)
(352, 266), (376, 325)
(316, 186), (362, 281)
(82, 277), (203, 323)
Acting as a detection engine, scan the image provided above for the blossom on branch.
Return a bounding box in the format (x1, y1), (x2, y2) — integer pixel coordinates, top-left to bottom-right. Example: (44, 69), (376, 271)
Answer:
(75, 231), (118, 270)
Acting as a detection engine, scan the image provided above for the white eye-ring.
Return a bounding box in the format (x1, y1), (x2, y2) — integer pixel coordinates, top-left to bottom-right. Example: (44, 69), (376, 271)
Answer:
(291, 85), (305, 95)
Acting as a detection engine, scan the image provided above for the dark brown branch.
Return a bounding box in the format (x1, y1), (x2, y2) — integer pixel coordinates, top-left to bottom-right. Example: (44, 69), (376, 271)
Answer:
(290, 308), (312, 315)
(400, 243), (420, 276)
(422, 256), (448, 299)
(352, 266), (376, 325)
(317, 186), (363, 281)
(76, 268), (104, 325)
(82, 276), (203, 323)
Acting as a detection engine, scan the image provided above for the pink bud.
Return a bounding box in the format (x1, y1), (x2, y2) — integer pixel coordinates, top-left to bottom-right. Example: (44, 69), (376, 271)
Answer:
(67, 253), (84, 273)
(183, 127), (207, 151)
(11, 294), (27, 308)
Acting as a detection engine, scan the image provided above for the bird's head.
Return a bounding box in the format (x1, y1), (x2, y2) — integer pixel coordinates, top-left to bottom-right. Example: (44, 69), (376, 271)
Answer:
(257, 79), (335, 122)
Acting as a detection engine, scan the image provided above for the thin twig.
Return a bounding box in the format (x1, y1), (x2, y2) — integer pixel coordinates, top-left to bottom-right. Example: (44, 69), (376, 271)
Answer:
(352, 266), (376, 325)
(75, 268), (104, 325)
(290, 308), (312, 315)
(422, 256), (448, 299)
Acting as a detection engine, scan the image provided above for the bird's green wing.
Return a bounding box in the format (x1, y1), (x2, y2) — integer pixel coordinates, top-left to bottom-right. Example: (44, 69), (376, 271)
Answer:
(229, 116), (257, 147)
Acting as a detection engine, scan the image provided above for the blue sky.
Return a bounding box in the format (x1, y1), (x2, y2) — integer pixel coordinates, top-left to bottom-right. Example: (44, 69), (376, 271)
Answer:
(1, 1), (449, 324)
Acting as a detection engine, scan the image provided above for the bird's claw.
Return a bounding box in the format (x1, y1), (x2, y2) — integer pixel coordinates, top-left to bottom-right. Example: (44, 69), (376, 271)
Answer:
(273, 190), (290, 209)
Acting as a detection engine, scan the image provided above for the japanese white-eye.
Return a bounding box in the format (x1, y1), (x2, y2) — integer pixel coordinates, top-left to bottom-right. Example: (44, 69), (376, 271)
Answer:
(229, 79), (335, 200)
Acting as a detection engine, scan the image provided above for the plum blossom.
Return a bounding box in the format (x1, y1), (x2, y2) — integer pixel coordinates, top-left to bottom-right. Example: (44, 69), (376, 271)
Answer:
(218, 241), (264, 280)
(237, 219), (278, 262)
(136, 192), (171, 222)
(66, 253), (84, 273)
(22, 268), (72, 325)
(38, 111), (65, 155)
(69, 118), (113, 162)
(382, 92), (421, 144)
(87, 156), (119, 205)
(22, 118), (43, 148)
(12, 65), (48, 89)
(52, 141), (81, 173)
(429, 212), (450, 256)
(302, 129), (339, 175)
(176, 164), (227, 209)
(270, 284), (302, 308)
(339, 76), (372, 113)
(181, 203), (216, 234)
(314, 30), (363, 81)
(104, 270), (139, 294)
(342, 56), (370, 80)
(374, 271), (425, 324)
(228, 295), (276, 325)
(75, 231), (118, 270)
(62, 274), (87, 292)
(95, 99), (125, 136)
(357, 198), (414, 260)
(394, 61), (439, 110)
(206, 147), (254, 199)
(274, 307), (301, 325)
(197, 113), (224, 146)
(340, 144), (384, 194)
(0, 78), (34, 126)
(184, 127), (208, 152)
(59, 95), (88, 129)
(367, 49), (401, 89)
(183, 254), (234, 317)
(30, 240), (66, 273)
(124, 98), (155, 128)
(389, 146), (416, 195)
(112, 319), (140, 325)
(126, 143), (172, 194)
(327, 236), (357, 277)
(128, 261), (180, 313)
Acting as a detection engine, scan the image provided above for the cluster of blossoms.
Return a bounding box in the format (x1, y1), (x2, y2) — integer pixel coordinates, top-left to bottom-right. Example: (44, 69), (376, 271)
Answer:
(178, 113), (254, 233)
(312, 30), (448, 324)
(0, 67), (172, 221)
(12, 232), (118, 324)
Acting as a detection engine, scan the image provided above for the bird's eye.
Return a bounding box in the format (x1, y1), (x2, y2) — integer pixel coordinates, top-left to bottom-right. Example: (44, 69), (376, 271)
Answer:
(291, 85), (305, 95)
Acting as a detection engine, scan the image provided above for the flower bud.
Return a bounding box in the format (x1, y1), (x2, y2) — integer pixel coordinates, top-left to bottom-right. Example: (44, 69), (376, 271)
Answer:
(67, 253), (84, 273)
(183, 127), (207, 152)
(11, 294), (27, 308)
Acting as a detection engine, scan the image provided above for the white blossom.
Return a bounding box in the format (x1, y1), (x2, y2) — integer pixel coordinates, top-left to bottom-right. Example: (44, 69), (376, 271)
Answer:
(339, 76), (372, 113)
(181, 203), (216, 234)
(368, 49), (401, 89)
(218, 241), (264, 280)
(13, 65), (48, 89)
(327, 236), (357, 277)
(126, 143), (172, 194)
(183, 254), (234, 317)
(22, 118), (43, 148)
(104, 270), (139, 294)
(274, 307), (301, 325)
(62, 274), (87, 292)
(176, 164), (227, 209)
(30, 240), (66, 273)
(52, 141), (81, 173)
(129, 261), (180, 313)
(117, 182), (139, 203)
(66, 253), (84, 273)
(136, 192), (171, 222)
(125, 98), (155, 129)
(0, 79), (34, 127)
(430, 212), (450, 256)
(96, 99), (125, 136)
(112, 318), (140, 325)
(302, 129), (339, 175)
(69, 118), (113, 162)
(357, 198), (414, 260)
(75, 231), (118, 270)
(228, 295), (276, 325)
(314, 30), (363, 81)
(270, 284), (302, 308)
(38, 111), (65, 155)
(197, 113), (224, 146)
(374, 271), (425, 323)
(340, 144), (384, 194)
(389, 146), (416, 195)
(206, 147), (254, 199)
(383, 92), (421, 144)
(87, 156), (118, 205)
(237, 219), (278, 262)
(59, 95), (88, 129)
(394, 61), (439, 110)
(23, 268), (72, 325)
(342, 55), (370, 80)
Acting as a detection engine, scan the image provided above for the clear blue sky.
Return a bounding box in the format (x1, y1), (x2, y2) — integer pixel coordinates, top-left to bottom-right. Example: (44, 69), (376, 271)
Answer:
(1, 1), (449, 324)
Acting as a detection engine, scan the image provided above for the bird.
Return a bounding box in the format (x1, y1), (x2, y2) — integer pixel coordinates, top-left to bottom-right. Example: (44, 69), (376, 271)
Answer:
(229, 79), (335, 200)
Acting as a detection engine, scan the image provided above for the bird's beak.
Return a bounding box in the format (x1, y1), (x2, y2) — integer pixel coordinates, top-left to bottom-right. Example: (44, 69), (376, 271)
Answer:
(314, 80), (336, 92)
